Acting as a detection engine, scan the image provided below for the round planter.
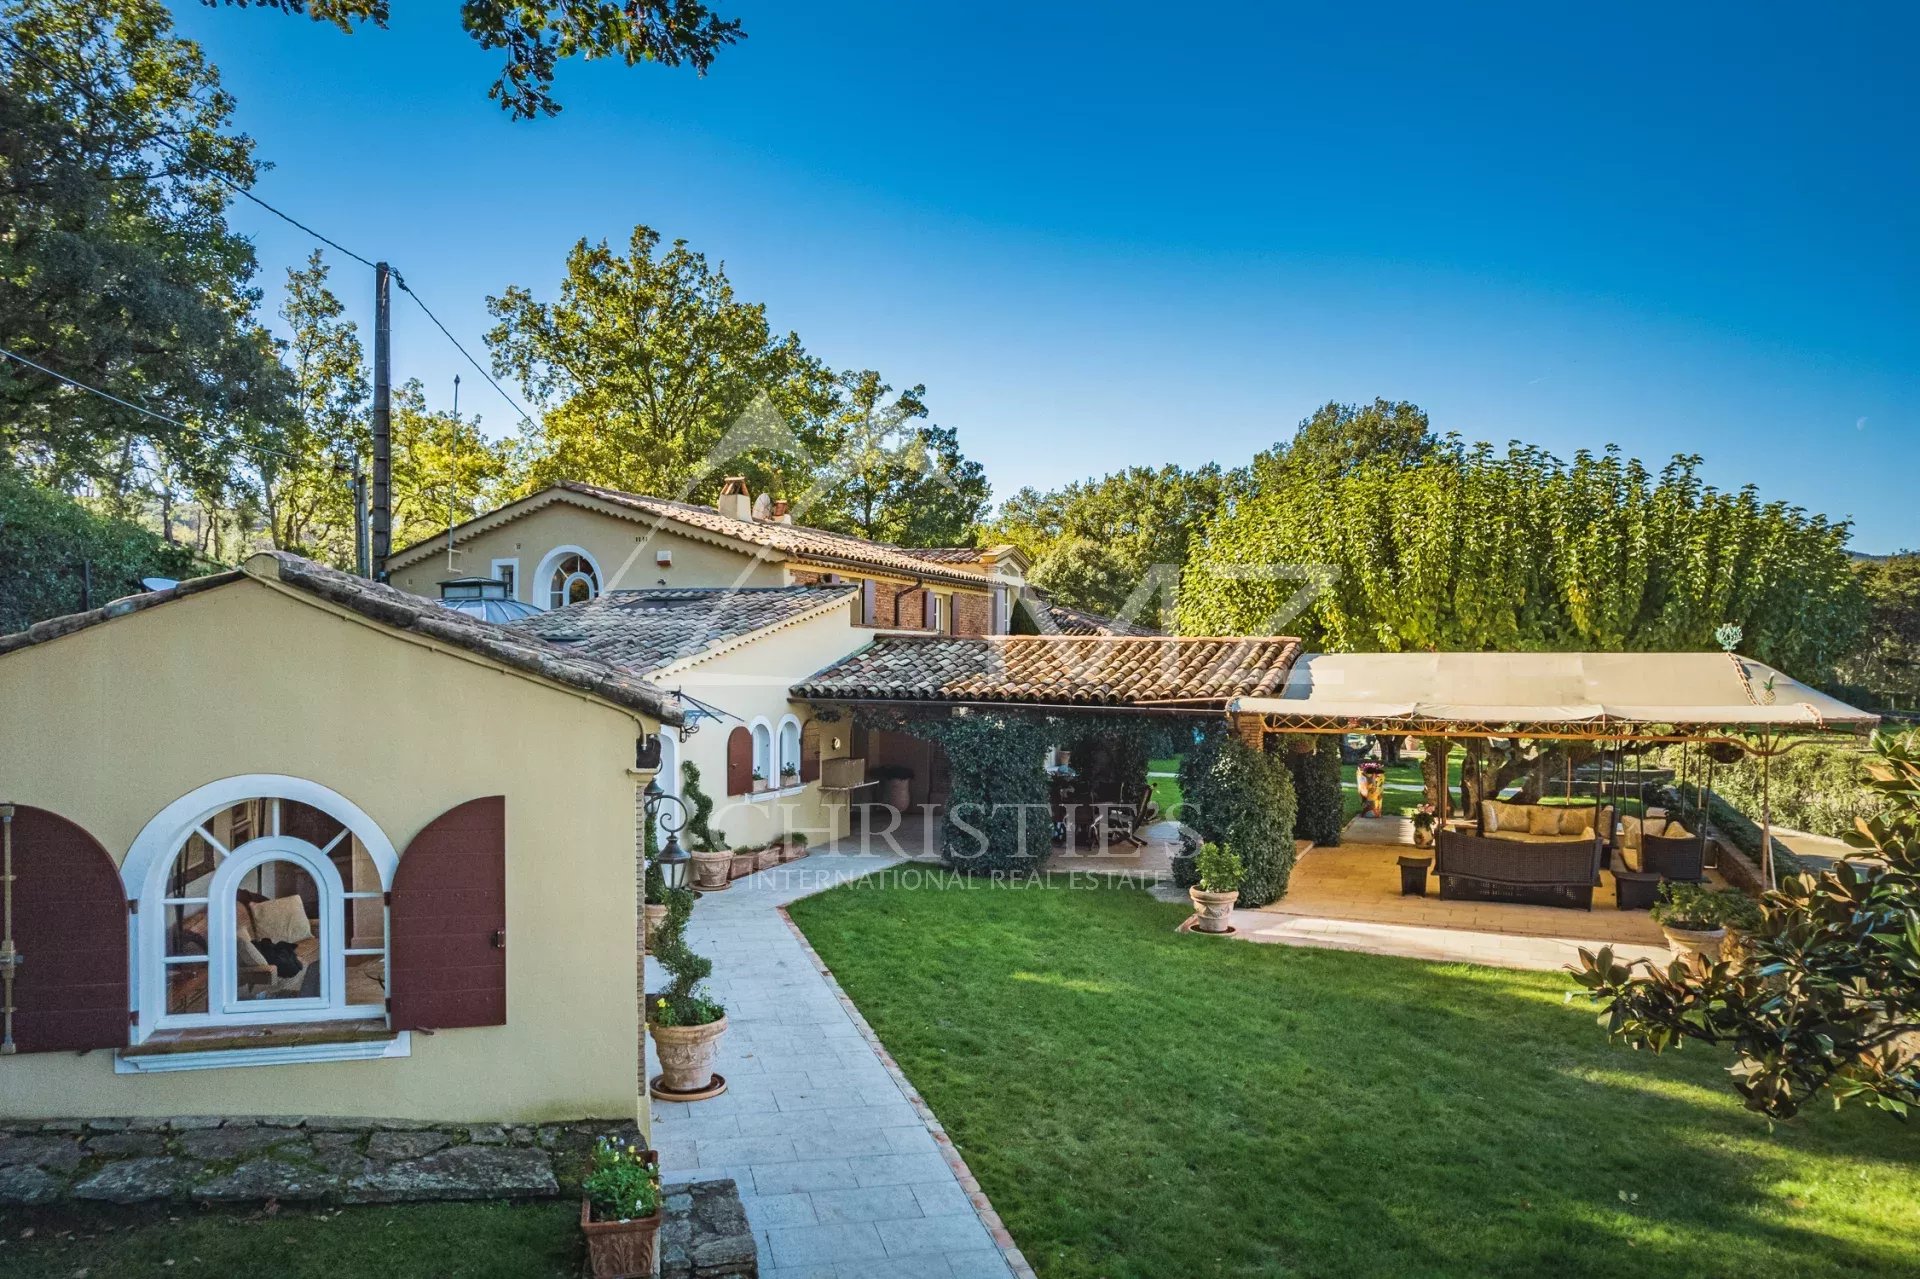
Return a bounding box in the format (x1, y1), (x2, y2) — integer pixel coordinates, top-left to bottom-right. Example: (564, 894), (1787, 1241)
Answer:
(754, 845), (780, 873)
(650, 1014), (728, 1096)
(729, 851), (757, 880)
(643, 902), (668, 952)
(690, 849), (733, 892)
(1661, 924), (1727, 966)
(877, 776), (912, 813)
(1188, 886), (1239, 934)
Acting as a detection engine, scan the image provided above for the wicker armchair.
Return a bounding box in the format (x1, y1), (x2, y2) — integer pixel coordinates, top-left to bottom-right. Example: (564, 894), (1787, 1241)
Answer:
(1636, 831), (1706, 883)
(1433, 829), (1602, 910)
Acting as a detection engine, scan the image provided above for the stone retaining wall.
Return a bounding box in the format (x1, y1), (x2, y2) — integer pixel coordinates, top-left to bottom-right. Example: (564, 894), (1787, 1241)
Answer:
(0, 1116), (640, 1207)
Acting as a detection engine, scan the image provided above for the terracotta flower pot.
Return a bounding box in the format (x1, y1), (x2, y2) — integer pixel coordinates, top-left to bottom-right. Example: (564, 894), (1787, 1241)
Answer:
(729, 850), (757, 880)
(690, 849), (732, 892)
(754, 845), (779, 872)
(1661, 924), (1727, 966)
(1188, 886), (1239, 934)
(651, 1014), (728, 1094)
(781, 841), (807, 863)
(643, 902), (668, 952)
(581, 1194), (662, 1279)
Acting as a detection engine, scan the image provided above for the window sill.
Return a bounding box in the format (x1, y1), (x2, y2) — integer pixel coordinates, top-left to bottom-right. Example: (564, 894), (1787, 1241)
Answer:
(747, 784), (808, 803)
(117, 1023), (409, 1073)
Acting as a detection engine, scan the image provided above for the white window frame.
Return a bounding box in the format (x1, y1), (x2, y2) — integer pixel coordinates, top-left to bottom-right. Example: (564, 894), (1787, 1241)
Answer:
(535, 545), (603, 610)
(750, 718), (773, 788)
(123, 775), (397, 1046)
(777, 715), (803, 788)
(491, 557), (520, 601)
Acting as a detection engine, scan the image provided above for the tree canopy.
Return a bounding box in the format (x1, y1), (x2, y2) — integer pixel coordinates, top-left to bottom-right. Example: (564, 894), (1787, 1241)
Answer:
(1180, 419), (1867, 682)
(1836, 553), (1920, 710)
(215, 0), (744, 118)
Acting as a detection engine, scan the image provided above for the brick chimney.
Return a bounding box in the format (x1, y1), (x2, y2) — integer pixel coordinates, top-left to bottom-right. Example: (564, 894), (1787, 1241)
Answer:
(717, 476), (752, 521)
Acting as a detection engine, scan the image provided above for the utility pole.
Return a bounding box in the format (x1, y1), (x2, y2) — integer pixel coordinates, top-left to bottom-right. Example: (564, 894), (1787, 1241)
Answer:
(446, 374), (461, 573)
(352, 464), (369, 578)
(370, 261), (393, 582)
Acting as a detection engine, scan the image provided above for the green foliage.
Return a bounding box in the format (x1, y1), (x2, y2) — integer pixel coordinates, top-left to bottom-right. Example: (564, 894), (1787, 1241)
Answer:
(1648, 881), (1761, 932)
(1251, 398), (1436, 488)
(801, 370), (989, 547)
(1835, 552), (1920, 709)
(648, 884), (722, 1026)
(1575, 729), (1920, 1120)
(1287, 736), (1345, 846)
(1655, 740), (1884, 842)
(219, 0), (744, 119)
(1661, 779), (1805, 883)
(1182, 429), (1867, 684)
(678, 761), (721, 852)
(982, 463), (1234, 629)
(582, 1135), (661, 1223)
(0, 469), (209, 631)
(1176, 730), (1299, 907)
(1, 0), (292, 503)
(1192, 841), (1243, 893)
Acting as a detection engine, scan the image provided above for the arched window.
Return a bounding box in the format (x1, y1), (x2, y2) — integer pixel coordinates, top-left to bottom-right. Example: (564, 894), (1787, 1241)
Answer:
(750, 720), (773, 789)
(777, 716), (802, 786)
(125, 778), (394, 1043)
(546, 552), (600, 609)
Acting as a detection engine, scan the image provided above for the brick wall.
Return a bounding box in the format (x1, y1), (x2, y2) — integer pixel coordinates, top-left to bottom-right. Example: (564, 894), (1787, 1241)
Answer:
(951, 589), (990, 636)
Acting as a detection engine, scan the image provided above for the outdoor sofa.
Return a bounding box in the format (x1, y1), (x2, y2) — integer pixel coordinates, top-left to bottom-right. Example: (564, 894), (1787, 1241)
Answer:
(1434, 826), (1605, 910)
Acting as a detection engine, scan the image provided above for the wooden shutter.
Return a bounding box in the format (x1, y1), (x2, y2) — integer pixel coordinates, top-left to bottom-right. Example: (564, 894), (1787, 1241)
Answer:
(861, 579), (877, 625)
(922, 592), (936, 630)
(800, 720), (822, 784)
(390, 796), (506, 1031)
(726, 726), (753, 796)
(4, 806), (127, 1054)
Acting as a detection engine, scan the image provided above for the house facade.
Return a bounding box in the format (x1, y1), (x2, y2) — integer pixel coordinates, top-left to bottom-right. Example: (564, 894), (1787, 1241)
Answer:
(0, 554), (675, 1130)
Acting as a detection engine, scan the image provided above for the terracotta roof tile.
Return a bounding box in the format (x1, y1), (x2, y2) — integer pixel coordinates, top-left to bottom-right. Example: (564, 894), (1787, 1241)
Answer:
(510, 585), (857, 672)
(792, 634), (1301, 708)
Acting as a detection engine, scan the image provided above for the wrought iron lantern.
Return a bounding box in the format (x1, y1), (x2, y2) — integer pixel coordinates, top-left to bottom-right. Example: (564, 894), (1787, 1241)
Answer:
(643, 777), (691, 891)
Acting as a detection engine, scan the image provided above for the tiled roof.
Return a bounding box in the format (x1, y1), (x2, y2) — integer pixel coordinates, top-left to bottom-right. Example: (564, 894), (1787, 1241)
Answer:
(792, 634), (1302, 708)
(1023, 592), (1160, 638)
(552, 482), (996, 587)
(510, 585), (857, 673)
(0, 553), (682, 724)
(896, 547), (988, 569)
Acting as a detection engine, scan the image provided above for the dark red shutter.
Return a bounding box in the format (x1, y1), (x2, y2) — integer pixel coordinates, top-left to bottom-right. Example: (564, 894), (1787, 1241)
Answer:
(5, 806), (127, 1053)
(726, 726), (753, 796)
(800, 721), (822, 784)
(389, 796), (506, 1031)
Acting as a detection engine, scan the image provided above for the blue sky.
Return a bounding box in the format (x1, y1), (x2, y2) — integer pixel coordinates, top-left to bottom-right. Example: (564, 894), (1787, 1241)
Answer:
(170, 2), (1917, 551)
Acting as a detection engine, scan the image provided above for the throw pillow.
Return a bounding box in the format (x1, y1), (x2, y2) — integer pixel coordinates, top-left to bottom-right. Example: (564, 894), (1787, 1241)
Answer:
(1528, 806), (1563, 836)
(1481, 800), (1502, 832)
(1558, 807), (1591, 837)
(249, 894), (314, 944)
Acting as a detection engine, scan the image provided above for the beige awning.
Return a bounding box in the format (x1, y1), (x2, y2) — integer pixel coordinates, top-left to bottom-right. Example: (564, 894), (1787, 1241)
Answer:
(1229, 651), (1878, 736)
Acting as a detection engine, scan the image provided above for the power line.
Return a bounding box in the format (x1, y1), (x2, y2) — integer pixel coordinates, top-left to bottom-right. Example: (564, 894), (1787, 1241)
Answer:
(394, 274), (540, 430)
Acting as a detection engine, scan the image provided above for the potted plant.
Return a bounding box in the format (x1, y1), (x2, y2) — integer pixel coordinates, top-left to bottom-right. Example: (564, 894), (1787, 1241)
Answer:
(580, 1136), (662, 1279)
(642, 857), (669, 953)
(1411, 802), (1437, 847)
(690, 842), (733, 892)
(649, 887), (728, 1099)
(754, 840), (780, 872)
(729, 843), (759, 879)
(751, 766), (768, 794)
(1651, 881), (1761, 966)
(1187, 841), (1243, 934)
(780, 762), (800, 787)
(781, 830), (809, 863)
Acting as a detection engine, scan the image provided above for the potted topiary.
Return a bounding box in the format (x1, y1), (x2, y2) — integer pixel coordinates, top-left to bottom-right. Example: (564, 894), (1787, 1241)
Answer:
(642, 857), (669, 953)
(1651, 881), (1761, 966)
(1187, 841), (1244, 934)
(690, 842), (733, 892)
(648, 887), (728, 1100)
(580, 1136), (662, 1279)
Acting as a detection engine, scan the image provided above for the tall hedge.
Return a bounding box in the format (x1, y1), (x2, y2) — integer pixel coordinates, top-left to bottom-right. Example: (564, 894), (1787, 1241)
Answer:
(1, 471), (208, 632)
(1175, 730), (1299, 906)
(1288, 736), (1345, 846)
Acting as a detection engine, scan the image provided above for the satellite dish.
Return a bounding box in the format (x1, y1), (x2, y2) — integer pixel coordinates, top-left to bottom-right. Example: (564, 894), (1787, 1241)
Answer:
(141, 577), (179, 592)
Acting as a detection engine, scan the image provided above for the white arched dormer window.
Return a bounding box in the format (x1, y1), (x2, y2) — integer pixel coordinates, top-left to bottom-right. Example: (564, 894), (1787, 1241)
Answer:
(123, 776), (396, 1049)
(777, 715), (802, 788)
(537, 545), (602, 610)
(750, 718), (773, 790)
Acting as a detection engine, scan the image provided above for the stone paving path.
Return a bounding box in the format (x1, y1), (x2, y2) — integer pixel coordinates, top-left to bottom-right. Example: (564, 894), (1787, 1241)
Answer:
(647, 851), (1020, 1279)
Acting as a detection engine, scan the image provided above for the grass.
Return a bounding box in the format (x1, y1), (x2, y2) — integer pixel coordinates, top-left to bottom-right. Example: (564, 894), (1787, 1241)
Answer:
(0, 1200), (580, 1277)
(1147, 756), (1183, 818)
(788, 874), (1920, 1279)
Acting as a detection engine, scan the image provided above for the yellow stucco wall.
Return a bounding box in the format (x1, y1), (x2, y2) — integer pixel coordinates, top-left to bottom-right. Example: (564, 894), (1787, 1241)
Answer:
(387, 497), (788, 602)
(0, 578), (652, 1127)
(665, 604), (865, 850)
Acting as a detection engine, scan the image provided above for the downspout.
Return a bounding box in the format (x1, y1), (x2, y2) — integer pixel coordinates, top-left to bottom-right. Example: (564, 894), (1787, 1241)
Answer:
(1, 803), (17, 1054)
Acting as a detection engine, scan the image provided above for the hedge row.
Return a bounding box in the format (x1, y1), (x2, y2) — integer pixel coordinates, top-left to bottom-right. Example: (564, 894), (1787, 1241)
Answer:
(1, 471), (208, 633)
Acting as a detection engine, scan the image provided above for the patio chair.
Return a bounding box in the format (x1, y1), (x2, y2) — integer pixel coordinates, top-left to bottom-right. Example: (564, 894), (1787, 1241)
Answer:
(1637, 829), (1707, 883)
(1433, 829), (1602, 910)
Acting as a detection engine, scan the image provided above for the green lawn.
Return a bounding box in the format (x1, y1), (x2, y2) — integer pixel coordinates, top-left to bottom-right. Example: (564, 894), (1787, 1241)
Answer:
(788, 874), (1920, 1279)
(0, 1200), (579, 1277)
(1147, 756), (1183, 818)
